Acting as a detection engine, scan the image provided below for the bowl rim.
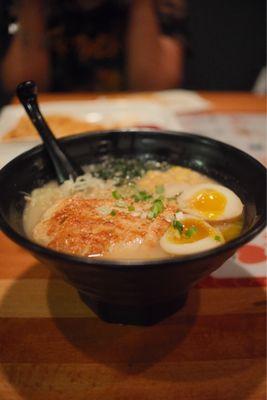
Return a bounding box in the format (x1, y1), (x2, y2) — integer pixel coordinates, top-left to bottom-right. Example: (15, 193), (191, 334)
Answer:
(0, 129), (266, 269)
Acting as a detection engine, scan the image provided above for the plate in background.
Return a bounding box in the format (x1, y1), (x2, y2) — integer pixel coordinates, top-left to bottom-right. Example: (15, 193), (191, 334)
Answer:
(0, 90), (211, 168)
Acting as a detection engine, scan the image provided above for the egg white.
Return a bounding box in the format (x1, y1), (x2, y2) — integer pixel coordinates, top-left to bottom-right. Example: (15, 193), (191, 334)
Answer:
(160, 213), (225, 256)
(177, 183), (243, 221)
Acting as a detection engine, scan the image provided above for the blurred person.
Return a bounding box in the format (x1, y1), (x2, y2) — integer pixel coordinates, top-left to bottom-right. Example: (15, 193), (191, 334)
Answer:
(0, 0), (186, 101)
(1, 0), (264, 108)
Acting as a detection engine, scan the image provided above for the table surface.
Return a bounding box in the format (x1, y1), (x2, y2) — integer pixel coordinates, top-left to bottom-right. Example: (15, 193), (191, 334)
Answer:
(0, 92), (266, 400)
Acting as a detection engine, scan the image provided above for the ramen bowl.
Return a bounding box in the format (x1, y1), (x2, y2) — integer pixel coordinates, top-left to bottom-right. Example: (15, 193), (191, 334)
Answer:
(0, 130), (266, 325)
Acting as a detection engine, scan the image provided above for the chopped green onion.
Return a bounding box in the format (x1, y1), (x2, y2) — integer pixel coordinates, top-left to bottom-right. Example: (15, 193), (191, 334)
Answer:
(147, 211), (154, 219)
(148, 199), (164, 219)
(115, 200), (126, 208)
(110, 210), (117, 216)
(214, 235), (221, 241)
(156, 195), (164, 201)
(133, 191), (152, 202)
(128, 205), (135, 212)
(172, 220), (184, 234)
(97, 206), (111, 216)
(185, 226), (197, 238)
(128, 182), (136, 188)
(155, 185), (164, 194)
(112, 190), (122, 200)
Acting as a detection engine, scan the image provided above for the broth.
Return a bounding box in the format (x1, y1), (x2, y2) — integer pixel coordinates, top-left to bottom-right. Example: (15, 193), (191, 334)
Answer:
(23, 158), (244, 260)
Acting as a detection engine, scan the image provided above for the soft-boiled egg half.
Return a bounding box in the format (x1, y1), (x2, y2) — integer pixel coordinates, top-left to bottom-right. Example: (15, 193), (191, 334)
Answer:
(160, 213), (225, 256)
(177, 183), (243, 221)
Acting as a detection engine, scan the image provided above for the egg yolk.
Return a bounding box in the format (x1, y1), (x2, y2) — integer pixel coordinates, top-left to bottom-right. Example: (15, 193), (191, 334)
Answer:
(191, 189), (227, 219)
(216, 218), (243, 242)
(167, 219), (214, 244)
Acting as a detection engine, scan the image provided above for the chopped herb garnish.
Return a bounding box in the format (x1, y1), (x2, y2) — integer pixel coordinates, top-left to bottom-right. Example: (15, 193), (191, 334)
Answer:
(112, 190), (122, 200)
(148, 199), (164, 219)
(155, 185), (164, 194)
(156, 195), (164, 201)
(97, 206), (111, 216)
(128, 182), (136, 188)
(110, 210), (117, 216)
(214, 235), (221, 241)
(172, 220), (184, 234)
(89, 157), (170, 186)
(185, 226), (198, 238)
(128, 205), (135, 212)
(133, 191), (152, 202)
(115, 200), (126, 208)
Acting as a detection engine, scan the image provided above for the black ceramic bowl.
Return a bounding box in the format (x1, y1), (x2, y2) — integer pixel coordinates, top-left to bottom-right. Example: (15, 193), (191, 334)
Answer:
(0, 130), (266, 325)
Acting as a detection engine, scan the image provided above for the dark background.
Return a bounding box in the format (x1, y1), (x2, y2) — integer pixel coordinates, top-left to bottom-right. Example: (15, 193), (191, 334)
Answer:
(184, 0), (266, 91)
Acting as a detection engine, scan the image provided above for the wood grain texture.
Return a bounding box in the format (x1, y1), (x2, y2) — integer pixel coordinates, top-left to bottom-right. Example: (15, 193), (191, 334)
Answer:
(0, 314), (265, 363)
(200, 92), (266, 113)
(12, 91), (266, 113)
(1, 92), (266, 399)
(0, 233), (266, 400)
(0, 360), (266, 400)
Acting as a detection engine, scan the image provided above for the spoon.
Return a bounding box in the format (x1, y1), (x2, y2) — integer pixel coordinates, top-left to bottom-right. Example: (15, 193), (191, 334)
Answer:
(16, 80), (84, 184)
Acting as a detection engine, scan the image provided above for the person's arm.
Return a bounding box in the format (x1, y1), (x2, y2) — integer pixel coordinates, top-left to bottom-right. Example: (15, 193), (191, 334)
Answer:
(1, 0), (50, 95)
(126, 0), (184, 90)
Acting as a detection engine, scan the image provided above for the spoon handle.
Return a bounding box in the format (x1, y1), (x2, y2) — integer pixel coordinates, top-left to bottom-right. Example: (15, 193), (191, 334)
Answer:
(17, 81), (83, 184)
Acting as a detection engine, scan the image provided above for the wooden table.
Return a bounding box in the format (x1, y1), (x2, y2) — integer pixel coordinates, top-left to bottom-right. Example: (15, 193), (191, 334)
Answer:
(0, 92), (266, 400)
(12, 90), (266, 113)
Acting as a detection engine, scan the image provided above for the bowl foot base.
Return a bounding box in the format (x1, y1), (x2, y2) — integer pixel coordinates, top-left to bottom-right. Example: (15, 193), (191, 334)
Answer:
(78, 292), (188, 326)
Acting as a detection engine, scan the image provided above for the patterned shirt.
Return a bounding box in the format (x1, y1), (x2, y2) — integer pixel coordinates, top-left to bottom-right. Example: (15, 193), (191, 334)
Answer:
(1, 0), (186, 92)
